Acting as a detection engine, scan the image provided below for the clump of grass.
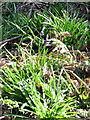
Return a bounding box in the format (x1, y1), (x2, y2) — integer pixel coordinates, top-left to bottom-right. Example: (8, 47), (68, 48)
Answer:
(38, 9), (89, 50)
(0, 44), (79, 119)
(1, 2), (89, 119)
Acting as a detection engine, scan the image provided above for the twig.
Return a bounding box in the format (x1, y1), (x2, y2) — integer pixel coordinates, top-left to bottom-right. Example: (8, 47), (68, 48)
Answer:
(0, 36), (21, 45)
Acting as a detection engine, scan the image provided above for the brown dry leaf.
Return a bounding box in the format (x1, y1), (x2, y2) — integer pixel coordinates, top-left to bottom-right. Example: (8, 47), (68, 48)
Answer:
(61, 31), (71, 37)
(80, 41), (87, 51)
(43, 67), (51, 83)
(36, 82), (41, 90)
(0, 58), (6, 66)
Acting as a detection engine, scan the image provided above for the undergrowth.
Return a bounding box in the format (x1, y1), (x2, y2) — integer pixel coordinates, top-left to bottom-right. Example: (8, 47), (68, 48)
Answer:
(0, 2), (90, 119)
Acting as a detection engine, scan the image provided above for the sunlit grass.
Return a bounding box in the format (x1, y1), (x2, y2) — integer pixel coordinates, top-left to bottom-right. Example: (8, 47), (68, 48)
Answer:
(0, 2), (89, 119)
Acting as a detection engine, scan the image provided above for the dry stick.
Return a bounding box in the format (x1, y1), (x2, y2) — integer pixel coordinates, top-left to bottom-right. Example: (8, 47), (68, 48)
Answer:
(0, 30), (35, 46)
(0, 36), (22, 45)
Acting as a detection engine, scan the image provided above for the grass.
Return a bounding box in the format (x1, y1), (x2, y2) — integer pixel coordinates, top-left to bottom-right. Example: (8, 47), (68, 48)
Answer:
(0, 45), (79, 119)
(0, 2), (90, 119)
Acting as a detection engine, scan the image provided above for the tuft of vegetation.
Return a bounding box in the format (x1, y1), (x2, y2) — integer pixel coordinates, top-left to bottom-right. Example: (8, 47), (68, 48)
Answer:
(0, 2), (90, 119)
